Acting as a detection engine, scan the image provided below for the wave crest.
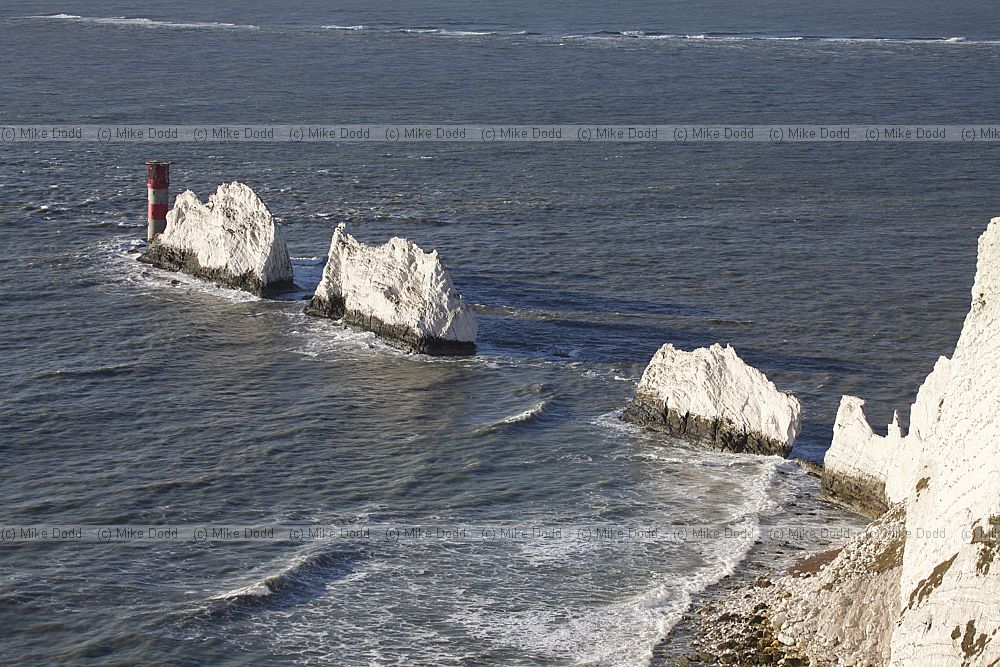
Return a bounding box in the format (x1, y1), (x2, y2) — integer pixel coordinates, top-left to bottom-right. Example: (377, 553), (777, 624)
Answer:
(474, 399), (548, 435)
(23, 17), (996, 45)
(25, 14), (260, 31)
(208, 548), (357, 605)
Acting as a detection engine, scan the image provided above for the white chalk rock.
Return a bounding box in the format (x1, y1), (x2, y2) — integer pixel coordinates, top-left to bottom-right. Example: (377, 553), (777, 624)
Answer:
(305, 223), (476, 355)
(140, 182), (294, 296)
(769, 504), (906, 667)
(807, 217), (1000, 665)
(822, 356), (951, 516)
(621, 343), (801, 456)
(891, 217), (1000, 665)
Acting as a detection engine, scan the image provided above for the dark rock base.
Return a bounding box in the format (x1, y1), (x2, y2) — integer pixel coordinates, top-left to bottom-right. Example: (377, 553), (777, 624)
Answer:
(621, 398), (793, 457)
(139, 245), (295, 298)
(818, 473), (888, 518)
(304, 295), (476, 357)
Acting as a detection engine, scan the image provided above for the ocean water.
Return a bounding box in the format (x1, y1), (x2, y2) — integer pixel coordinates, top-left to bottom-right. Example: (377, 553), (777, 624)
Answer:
(2, 1), (1000, 665)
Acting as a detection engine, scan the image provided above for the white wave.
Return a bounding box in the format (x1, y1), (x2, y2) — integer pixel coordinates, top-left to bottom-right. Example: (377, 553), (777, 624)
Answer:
(33, 16), (996, 45)
(814, 35), (992, 45)
(451, 601), (680, 667)
(500, 400), (546, 424)
(208, 581), (271, 601)
(447, 553), (734, 667)
(590, 409), (640, 435)
(438, 29), (496, 36)
(591, 407), (787, 613)
(25, 14), (260, 31)
(678, 32), (990, 45)
(645, 457), (783, 656)
(208, 548), (354, 603)
(287, 307), (476, 365)
(98, 234), (262, 303)
(557, 30), (1000, 45)
(353, 26), (499, 37)
(516, 529), (595, 565)
(474, 399), (548, 435)
(442, 449), (786, 666)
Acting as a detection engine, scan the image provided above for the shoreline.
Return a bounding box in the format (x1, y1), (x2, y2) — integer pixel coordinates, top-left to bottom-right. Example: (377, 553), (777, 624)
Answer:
(652, 463), (868, 666)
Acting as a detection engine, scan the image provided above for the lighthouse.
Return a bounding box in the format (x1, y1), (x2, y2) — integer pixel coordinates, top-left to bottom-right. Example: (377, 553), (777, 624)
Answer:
(145, 161), (171, 244)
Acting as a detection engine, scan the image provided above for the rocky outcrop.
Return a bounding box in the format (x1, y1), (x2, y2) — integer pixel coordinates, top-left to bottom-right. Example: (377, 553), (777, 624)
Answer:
(304, 223), (476, 356)
(820, 356), (951, 517)
(139, 182), (294, 296)
(621, 343), (801, 456)
(789, 217), (1000, 665)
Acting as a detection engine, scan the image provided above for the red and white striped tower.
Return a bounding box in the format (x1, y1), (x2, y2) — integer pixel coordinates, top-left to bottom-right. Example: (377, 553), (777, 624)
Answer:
(145, 161), (171, 244)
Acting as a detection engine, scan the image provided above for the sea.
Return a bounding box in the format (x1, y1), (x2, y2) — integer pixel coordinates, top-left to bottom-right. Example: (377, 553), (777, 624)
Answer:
(2, 1), (999, 665)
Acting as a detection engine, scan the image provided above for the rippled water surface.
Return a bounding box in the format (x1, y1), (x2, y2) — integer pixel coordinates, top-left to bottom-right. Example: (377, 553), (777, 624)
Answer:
(2, 1), (999, 664)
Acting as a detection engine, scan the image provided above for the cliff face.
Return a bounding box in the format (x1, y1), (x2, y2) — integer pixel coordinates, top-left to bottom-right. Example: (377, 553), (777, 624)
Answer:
(890, 218), (1000, 665)
(621, 343), (801, 456)
(800, 218), (1000, 665)
(138, 182), (294, 296)
(770, 504), (907, 666)
(305, 223), (477, 356)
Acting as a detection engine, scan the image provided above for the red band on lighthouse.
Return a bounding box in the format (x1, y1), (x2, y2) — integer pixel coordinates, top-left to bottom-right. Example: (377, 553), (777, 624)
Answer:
(145, 161), (171, 243)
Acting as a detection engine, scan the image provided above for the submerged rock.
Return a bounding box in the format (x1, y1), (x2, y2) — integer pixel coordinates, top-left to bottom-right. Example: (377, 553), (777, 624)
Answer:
(621, 343), (801, 456)
(139, 182), (294, 297)
(305, 223), (476, 356)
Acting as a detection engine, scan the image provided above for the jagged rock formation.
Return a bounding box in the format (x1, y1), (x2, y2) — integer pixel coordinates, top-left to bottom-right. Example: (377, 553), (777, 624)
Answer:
(305, 223), (476, 356)
(820, 356), (951, 517)
(621, 343), (801, 456)
(139, 182), (294, 296)
(791, 217), (1000, 665)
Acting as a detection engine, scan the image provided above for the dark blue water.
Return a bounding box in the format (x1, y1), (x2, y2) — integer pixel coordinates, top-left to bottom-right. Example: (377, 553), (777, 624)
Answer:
(2, 2), (999, 664)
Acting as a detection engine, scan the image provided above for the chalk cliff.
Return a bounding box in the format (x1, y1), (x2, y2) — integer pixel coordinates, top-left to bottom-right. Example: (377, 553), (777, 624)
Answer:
(821, 356), (951, 517)
(890, 217), (1000, 665)
(305, 223), (476, 356)
(139, 182), (294, 296)
(621, 343), (801, 456)
(785, 217), (1000, 665)
(769, 504), (907, 666)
